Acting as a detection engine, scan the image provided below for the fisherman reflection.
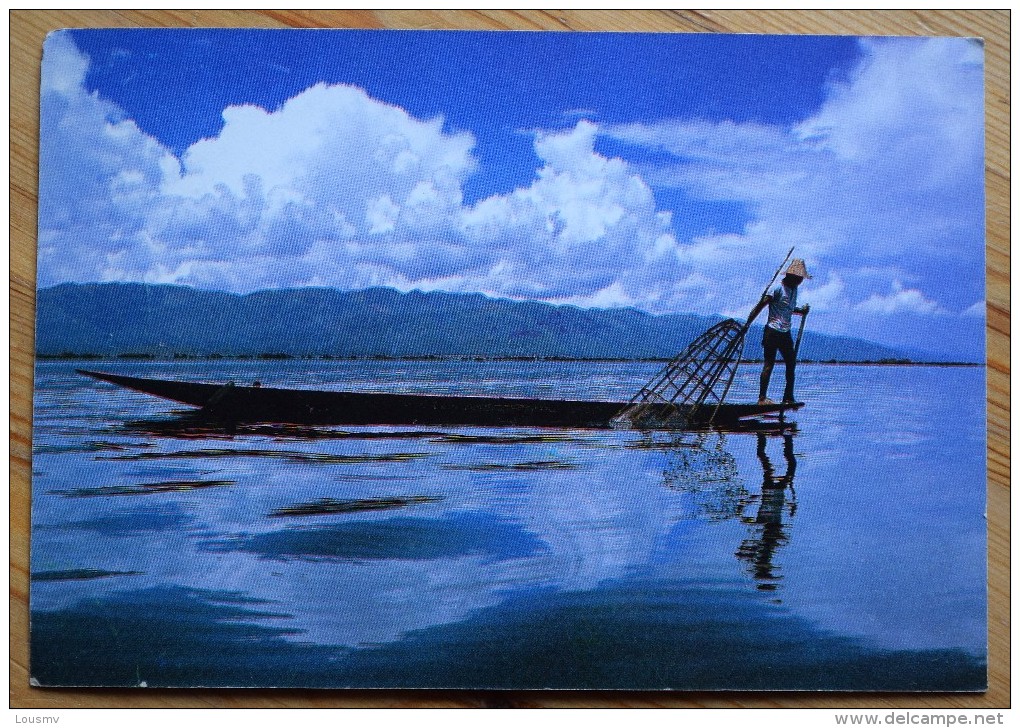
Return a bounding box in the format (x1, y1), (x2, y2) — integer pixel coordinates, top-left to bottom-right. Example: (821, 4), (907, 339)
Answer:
(736, 432), (797, 593)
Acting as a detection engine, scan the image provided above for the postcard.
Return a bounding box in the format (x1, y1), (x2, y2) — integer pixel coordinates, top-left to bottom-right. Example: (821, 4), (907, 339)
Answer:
(30, 29), (986, 690)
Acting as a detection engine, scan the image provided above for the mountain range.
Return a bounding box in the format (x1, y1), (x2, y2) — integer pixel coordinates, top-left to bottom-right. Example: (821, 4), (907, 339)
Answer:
(36, 282), (920, 362)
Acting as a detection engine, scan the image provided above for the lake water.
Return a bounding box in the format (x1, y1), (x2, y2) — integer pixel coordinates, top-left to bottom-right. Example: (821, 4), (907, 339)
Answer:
(29, 360), (987, 690)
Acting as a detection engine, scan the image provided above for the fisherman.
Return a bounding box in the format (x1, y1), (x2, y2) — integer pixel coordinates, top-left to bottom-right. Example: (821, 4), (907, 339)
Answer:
(755, 259), (810, 405)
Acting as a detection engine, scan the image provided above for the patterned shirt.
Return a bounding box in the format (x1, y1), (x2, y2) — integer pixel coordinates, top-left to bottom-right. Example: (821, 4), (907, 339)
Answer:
(766, 283), (797, 333)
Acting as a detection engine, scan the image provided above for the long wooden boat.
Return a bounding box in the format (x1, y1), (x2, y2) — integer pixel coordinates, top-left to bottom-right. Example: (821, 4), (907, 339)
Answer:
(77, 369), (803, 429)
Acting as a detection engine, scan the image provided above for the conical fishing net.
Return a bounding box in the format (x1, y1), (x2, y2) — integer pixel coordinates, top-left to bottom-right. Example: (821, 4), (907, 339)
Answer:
(612, 318), (748, 429)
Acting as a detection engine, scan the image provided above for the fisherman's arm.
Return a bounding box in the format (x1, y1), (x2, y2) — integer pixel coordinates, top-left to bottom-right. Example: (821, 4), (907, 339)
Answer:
(794, 303), (810, 315)
(747, 294), (771, 323)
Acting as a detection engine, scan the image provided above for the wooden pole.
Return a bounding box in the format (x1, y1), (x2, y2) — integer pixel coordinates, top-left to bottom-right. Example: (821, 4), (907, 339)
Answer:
(794, 308), (809, 358)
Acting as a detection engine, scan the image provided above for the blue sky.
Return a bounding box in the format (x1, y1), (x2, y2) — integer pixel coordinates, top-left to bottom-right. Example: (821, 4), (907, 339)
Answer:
(39, 30), (985, 358)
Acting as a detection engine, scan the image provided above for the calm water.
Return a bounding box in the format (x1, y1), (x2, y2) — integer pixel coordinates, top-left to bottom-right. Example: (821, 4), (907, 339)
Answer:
(29, 360), (986, 690)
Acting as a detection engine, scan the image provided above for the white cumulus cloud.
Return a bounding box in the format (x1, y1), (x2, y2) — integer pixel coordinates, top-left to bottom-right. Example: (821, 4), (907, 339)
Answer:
(36, 32), (985, 358)
(603, 36), (984, 355)
(856, 281), (945, 315)
(459, 121), (684, 303)
(38, 34), (687, 309)
(961, 301), (985, 318)
(39, 32), (179, 286)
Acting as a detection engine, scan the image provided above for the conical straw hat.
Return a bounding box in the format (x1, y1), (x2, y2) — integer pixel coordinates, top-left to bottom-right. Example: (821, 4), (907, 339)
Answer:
(786, 258), (812, 279)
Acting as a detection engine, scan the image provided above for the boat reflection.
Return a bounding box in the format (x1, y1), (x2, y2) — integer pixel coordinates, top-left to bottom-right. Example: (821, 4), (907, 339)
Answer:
(116, 414), (442, 441)
(111, 409), (803, 599)
(735, 432), (797, 593)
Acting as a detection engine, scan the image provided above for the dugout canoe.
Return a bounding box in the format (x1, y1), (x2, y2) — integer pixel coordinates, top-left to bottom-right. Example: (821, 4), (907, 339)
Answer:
(77, 369), (803, 429)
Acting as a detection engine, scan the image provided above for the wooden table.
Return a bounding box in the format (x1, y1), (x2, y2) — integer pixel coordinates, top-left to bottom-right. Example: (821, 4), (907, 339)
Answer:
(10, 10), (1009, 709)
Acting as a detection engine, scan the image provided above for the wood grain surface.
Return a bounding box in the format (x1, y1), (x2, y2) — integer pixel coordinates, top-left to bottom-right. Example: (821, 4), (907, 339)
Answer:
(10, 10), (1009, 710)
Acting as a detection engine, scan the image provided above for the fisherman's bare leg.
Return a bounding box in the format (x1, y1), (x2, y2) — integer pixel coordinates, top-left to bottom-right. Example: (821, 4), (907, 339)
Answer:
(759, 360), (775, 402)
(778, 334), (797, 403)
(760, 335), (779, 403)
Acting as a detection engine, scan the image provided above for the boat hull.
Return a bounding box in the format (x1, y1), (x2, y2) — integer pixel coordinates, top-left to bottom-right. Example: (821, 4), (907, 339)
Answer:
(77, 369), (803, 429)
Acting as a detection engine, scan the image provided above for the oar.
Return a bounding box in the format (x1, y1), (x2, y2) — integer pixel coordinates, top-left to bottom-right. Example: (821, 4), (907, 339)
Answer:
(794, 306), (809, 358)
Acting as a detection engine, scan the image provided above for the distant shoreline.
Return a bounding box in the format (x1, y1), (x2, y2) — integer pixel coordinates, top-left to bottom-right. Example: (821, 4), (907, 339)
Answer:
(37, 282), (951, 365)
(36, 353), (984, 367)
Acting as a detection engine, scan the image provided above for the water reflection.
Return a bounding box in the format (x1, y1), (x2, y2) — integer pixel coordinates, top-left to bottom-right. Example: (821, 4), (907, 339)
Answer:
(736, 432), (797, 593)
(657, 429), (799, 595)
(117, 414), (448, 441)
(660, 431), (746, 521)
(29, 361), (988, 689)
